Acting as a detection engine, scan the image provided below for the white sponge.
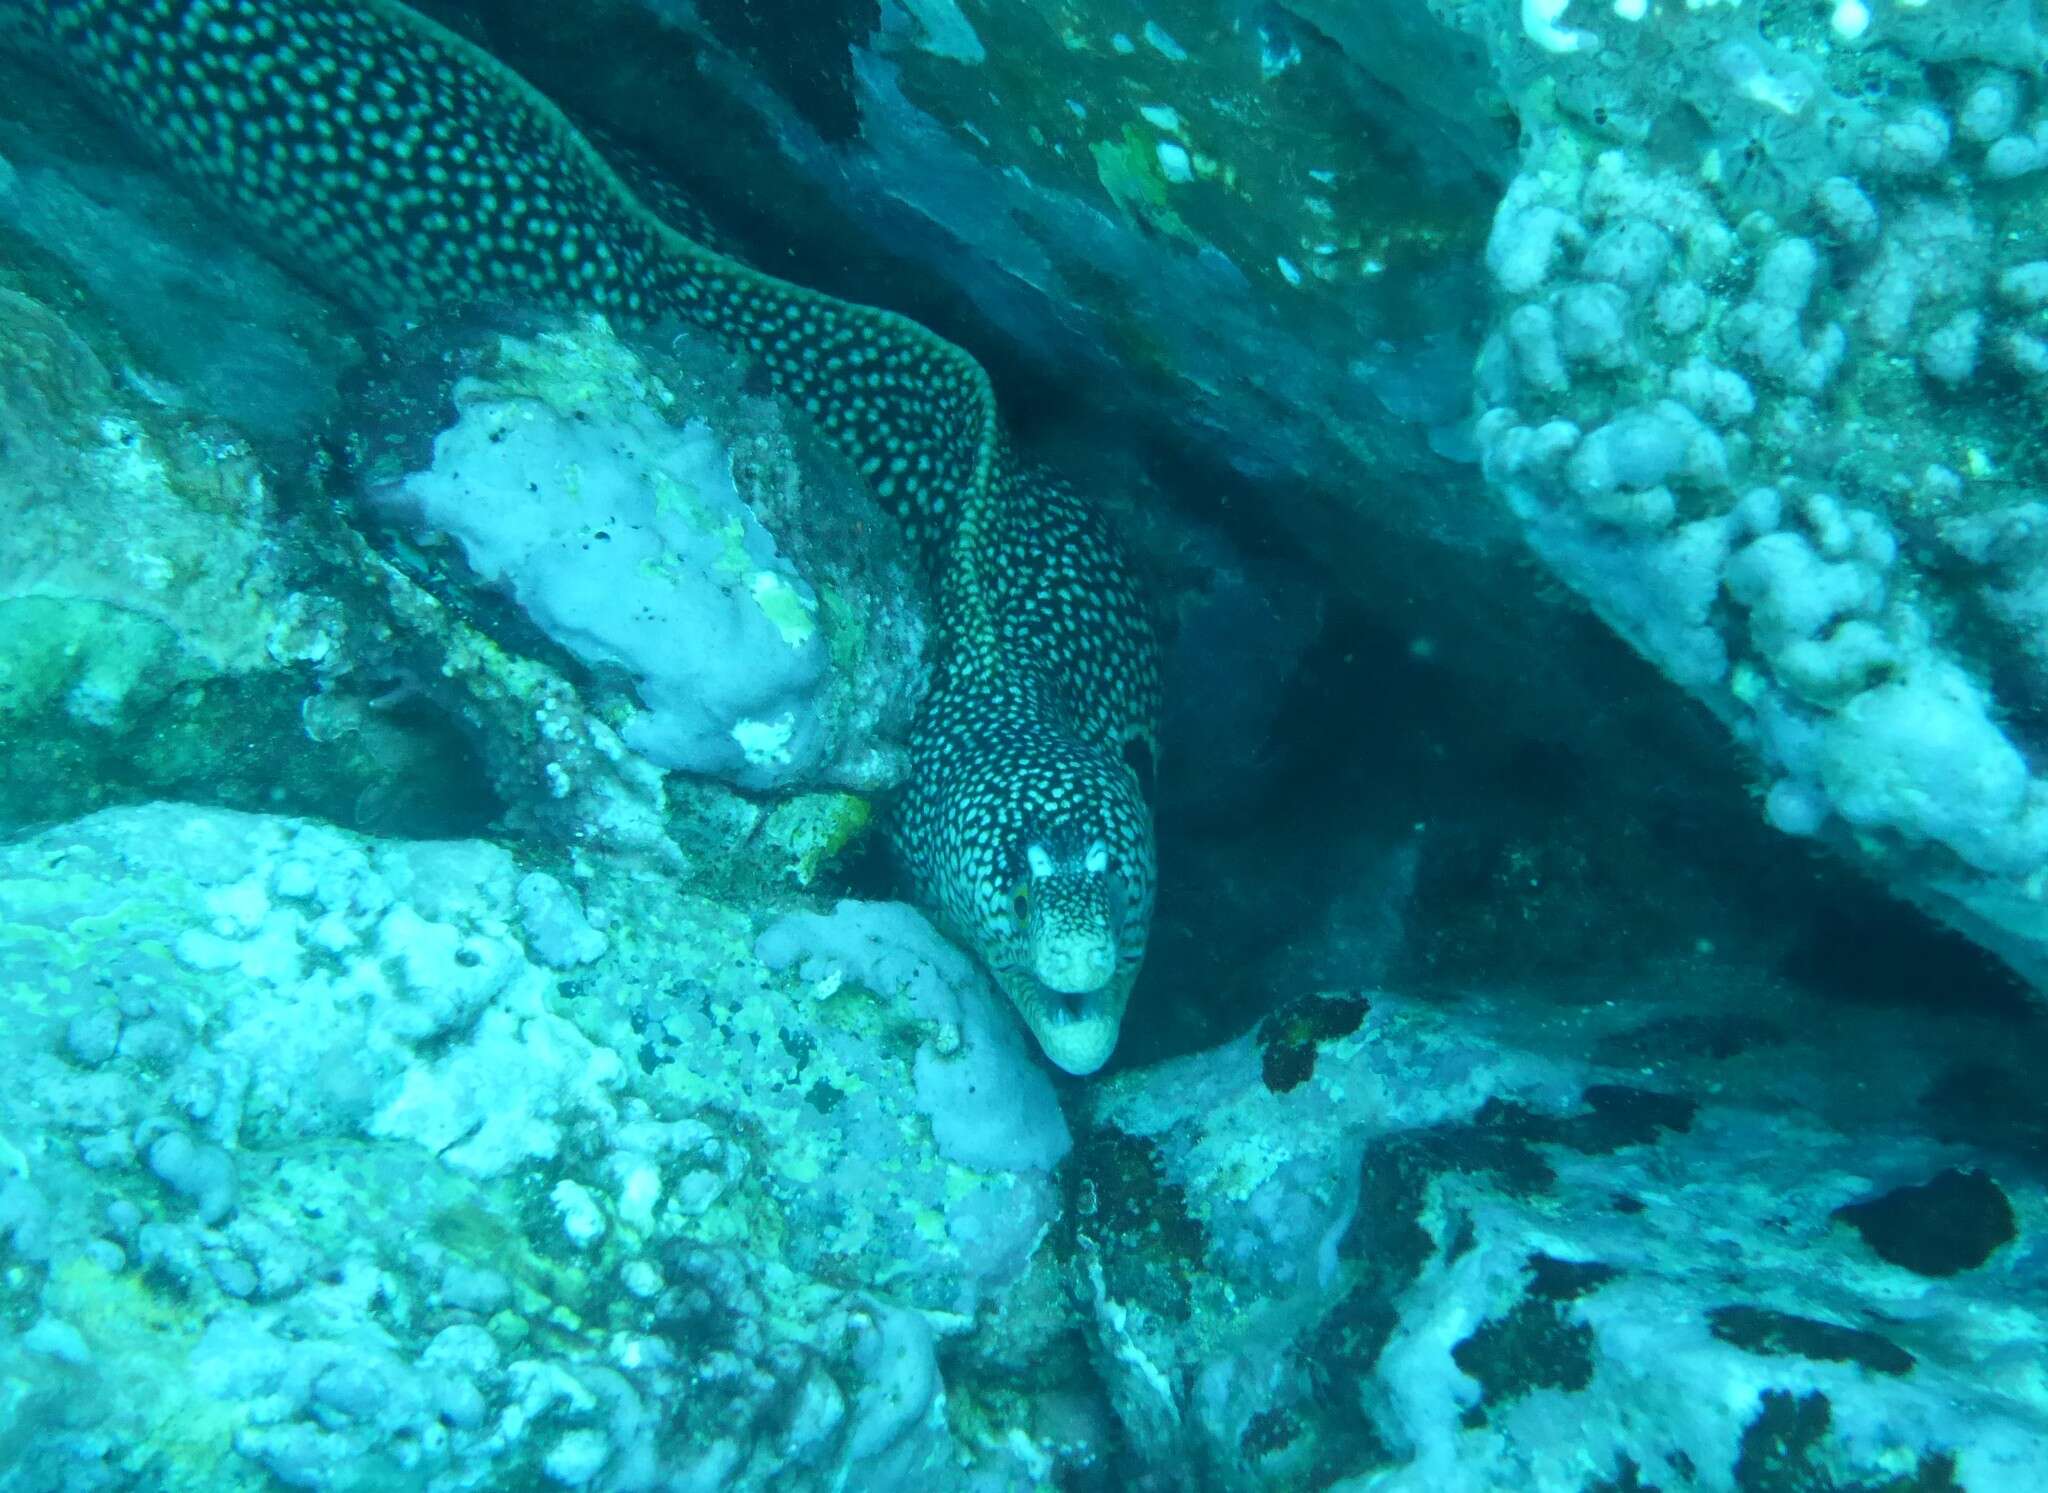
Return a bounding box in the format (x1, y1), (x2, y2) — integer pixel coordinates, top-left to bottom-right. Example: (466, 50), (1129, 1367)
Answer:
(380, 368), (830, 788)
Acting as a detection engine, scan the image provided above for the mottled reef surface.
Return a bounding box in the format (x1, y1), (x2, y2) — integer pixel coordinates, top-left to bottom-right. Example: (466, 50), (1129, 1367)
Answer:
(3, 2), (2047, 1490)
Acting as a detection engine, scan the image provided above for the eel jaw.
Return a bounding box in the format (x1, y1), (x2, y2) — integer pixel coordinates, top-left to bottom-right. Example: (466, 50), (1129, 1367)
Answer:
(996, 966), (1131, 1076)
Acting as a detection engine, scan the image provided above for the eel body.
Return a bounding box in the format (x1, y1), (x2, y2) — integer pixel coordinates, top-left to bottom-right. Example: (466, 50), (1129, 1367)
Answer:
(19, 0), (1159, 1074)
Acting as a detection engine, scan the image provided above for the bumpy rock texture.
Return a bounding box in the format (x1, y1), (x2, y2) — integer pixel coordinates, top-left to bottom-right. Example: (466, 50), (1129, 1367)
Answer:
(8, 2), (2048, 1489)
(1466, 0), (2048, 994)
(369, 318), (925, 795)
(0, 805), (1067, 1490)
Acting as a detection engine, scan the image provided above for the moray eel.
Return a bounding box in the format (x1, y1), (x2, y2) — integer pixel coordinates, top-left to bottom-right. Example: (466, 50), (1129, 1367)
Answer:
(17, 0), (1159, 1074)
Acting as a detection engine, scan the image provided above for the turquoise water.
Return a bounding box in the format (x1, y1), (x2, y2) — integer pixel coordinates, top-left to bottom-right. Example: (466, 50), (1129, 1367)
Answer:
(0, 2), (2043, 1489)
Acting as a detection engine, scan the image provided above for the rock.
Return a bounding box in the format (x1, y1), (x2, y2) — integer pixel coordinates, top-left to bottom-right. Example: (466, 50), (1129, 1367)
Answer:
(1077, 977), (2048, 1489)
(0, 804), (1066, 1489)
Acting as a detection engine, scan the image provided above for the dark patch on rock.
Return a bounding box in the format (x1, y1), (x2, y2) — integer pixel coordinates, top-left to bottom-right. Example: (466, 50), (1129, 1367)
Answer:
(1556, 1085), (1698, 1153)
(1296, 1292), (1402, 1483)
(1315, 1143), (1437, 1364)
(1444, 1211), (1478, 1264)
(1438, 1089), (1692, 1177)
(1587, 1454), (1663, 1492)
(803, 1078), (843, 1115)
(1708, 1305), (1914, 1377)
(1293, 1135), (1449, 1482)
(1735, 1391), (1832, 1492)
(1240, 1406), (1298, 1461)
(1297, 1098), (1661, 1463)
(1256, 992), (1370, 1093)
(1734, 1389), (1962, 1492)
(1527, 1253), (1618, 1299)
(1398, 1100), (1565, 1202)
(778, 1025), (815, 1069)
(1450, 1251), (1614, 1425)
(1068, 1126), (1206, 1323)
(1833, 1169), (2017, 1277)
(628, 1004), (684, 1073)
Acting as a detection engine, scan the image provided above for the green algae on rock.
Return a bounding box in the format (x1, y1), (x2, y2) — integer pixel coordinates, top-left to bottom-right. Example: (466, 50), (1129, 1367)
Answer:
(0, 280), (487, 836)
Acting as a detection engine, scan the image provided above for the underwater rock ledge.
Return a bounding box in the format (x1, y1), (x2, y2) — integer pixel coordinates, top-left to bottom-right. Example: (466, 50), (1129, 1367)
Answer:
(486, 0), (2048, 1007)
(3, 804), (2043, 1488)
(4, 1), (2048, 1488)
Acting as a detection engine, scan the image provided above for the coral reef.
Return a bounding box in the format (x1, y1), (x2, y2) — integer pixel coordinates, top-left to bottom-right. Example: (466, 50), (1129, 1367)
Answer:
(0, 804), (1066, 1489)
(7, 1), (2048, 1487)
(1465, 0), (2048, 985)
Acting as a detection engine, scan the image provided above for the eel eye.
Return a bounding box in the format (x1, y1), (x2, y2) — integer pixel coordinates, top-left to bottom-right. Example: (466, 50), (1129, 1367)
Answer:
(1010, 883), (1031, 917)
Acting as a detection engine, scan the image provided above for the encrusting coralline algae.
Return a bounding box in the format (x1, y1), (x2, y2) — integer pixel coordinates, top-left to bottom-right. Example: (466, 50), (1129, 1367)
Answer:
(1, 804), (1070, 1488)
(3, 0), (2048, 1489)
(1473, 1), (2048, 994)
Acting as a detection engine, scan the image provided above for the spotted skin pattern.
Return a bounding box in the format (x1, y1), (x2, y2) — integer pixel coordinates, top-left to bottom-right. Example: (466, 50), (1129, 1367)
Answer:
(900, 464), (1158, 1075)
(23, 0), (1159, 1073)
